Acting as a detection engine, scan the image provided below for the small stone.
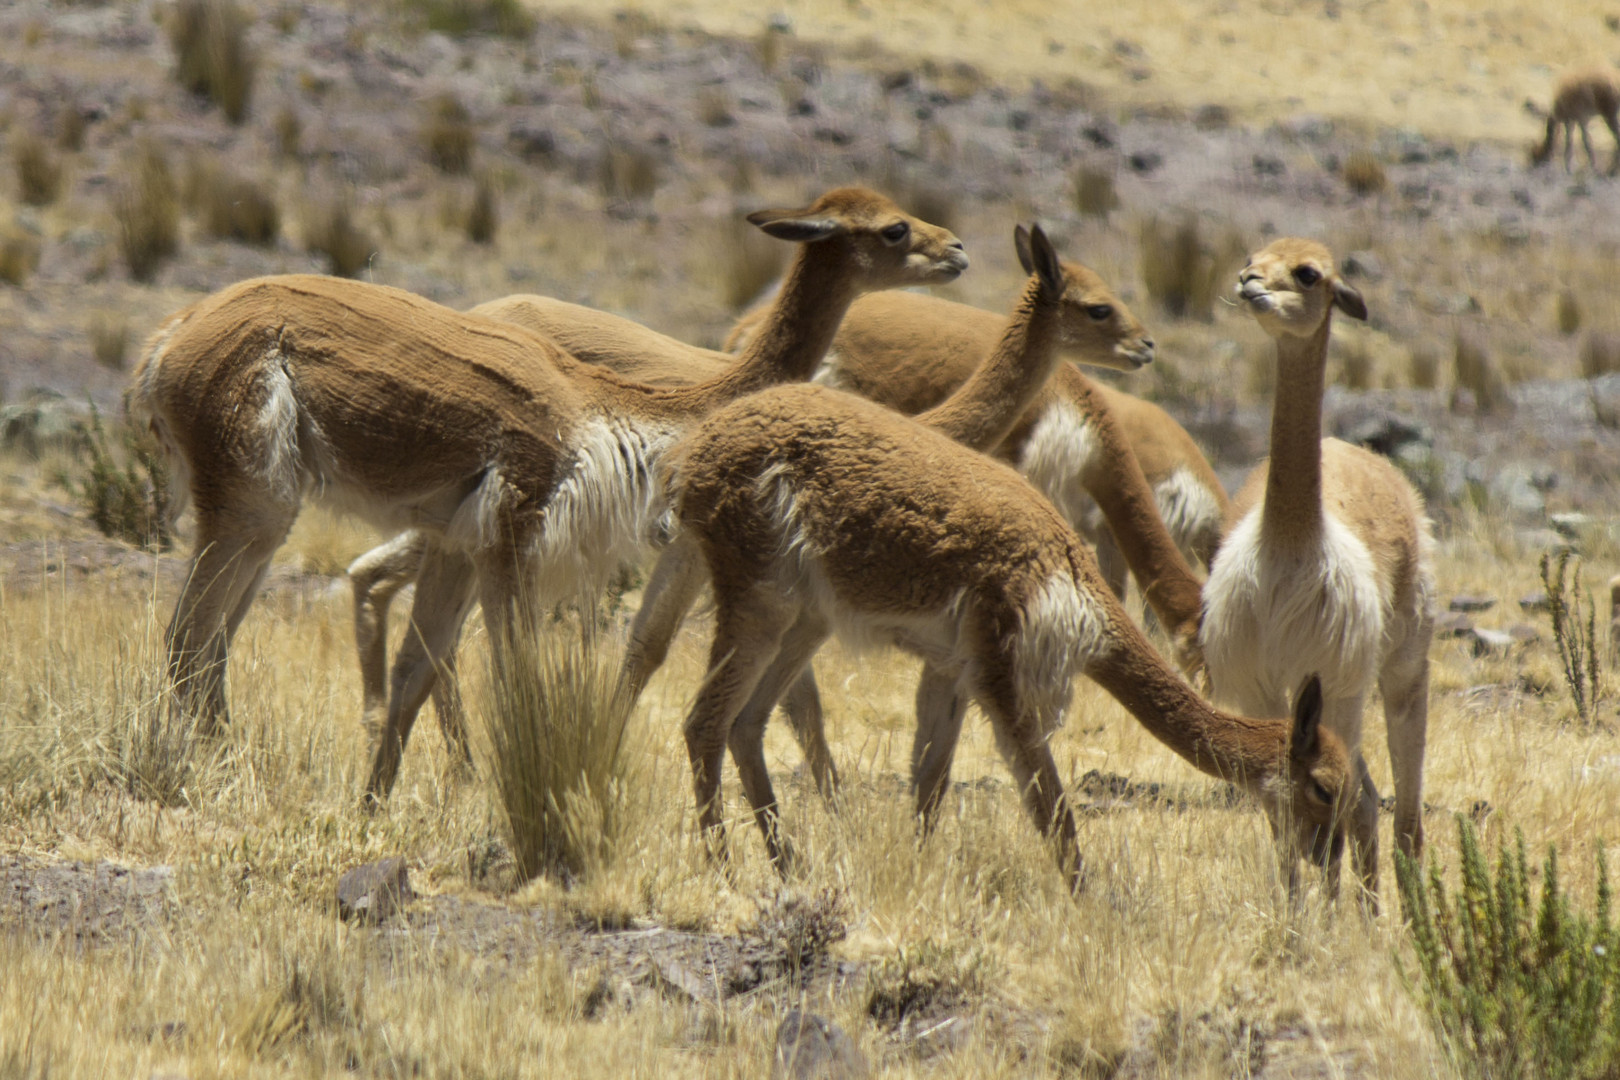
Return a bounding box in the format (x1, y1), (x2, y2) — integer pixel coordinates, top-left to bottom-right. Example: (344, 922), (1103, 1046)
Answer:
(336, 857), (413, 924)
(1550, 511), (1597, 540)
(1342, 251), (1384, 281)
(1520, 592), (1551, 613)
(1468, 628), (1517, 656)
(1449, 595), (1497, 613)
(772, 1010), (870, 1080)
(1435, 611), (1475, 637)
(1127, 150), (1162, 174)
(1507, 622), (1542, 644)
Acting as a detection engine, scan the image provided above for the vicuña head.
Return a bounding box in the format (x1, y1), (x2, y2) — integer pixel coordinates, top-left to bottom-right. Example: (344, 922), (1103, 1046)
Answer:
(747, 185), (968, 291)
(1011, 224), (1155, 371)
(1236, 238), (1366, 337)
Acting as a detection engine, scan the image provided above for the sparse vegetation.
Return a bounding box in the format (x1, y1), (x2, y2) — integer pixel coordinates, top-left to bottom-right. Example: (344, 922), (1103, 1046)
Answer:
(304, 195), (375, 277)
(192, 159), (280, 245)
(1541, 550), (1603, 725)
(15, 133), (63, 206)
(168, 0), (257, 124)
(71, 406), (172, 552)
(0, 226), (41, 287)
(481, 617), (637, 883)
(1343, 150), (1387, 195)
(1137, 212), (1240, 320)
(1453, 331), (1512, 414)
(865, 939), (994, 1028)
(596, 145), (660, 203)
(1397, 818), (1620, 1080)
(1558, 288), (1582, 335)
(88, 312), (129, 371)
(466, 176), (498, 244)
(399, 0), (535, 39)
(423, 93), (476, 174)
(113, 142), (181, 283)
(1073, 162), (1120, 219)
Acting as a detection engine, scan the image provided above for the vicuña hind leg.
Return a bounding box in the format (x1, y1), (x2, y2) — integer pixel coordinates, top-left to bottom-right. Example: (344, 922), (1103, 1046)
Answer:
(779, 668), (840, 800)
(349, 532), (426, 741)
(724, 610), (831, 874)
(1380, 650), (1430, 863)
(911, 663), (969, 829)
(1321, 693), (1379, 897)
(621, 536), (707, 702)
(167, 507), (295, 734)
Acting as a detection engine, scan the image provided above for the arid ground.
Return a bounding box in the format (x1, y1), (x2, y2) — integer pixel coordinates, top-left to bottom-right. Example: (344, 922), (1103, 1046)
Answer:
(5, 1), (1620, 1076)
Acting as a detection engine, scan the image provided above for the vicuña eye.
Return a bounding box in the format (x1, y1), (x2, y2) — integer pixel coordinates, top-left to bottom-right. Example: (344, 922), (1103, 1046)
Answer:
(1086, 304), (1114, 321)
(1293, 266), (1322, 286)
(880, 222), (910, 245)
(1310, 781), (1334, 804)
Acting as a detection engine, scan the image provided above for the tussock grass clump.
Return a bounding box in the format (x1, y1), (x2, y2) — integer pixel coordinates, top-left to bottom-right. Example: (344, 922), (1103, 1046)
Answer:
(1540, 551), (1603, 725)
(1452, 332), (1512, 414)
(114, 142), (180, 283)
(273, 105), (301, 160)
(1073, 162), (1119, 219)
(0, 226), (41, 287)
(596, 146), (660, 203)
(466, 176), (497, 244)
(88, 312), (129, 370)
(231, 948), (365, 1058)
(423, 93), (476, 174)
(1409, 343), (1442, 390)
(714, 213), (787, 311)
(72, 406), (172, 552)
(400, 0), (534, 39)
(193, 159), (280, 245)
(1558, 288), (1583, 336)
(169, 0), (257, 124)
(1342, 150), (1387, 195)
(56, 104), (86, 152)
(1580, 331), (1620, 379)
(481, 618), (637, 884)
(304, 195), (375, 277)
(1137, 213), (1241, 320)
(15, 133), (63, 206)
(1397, 817), (1620, 1080)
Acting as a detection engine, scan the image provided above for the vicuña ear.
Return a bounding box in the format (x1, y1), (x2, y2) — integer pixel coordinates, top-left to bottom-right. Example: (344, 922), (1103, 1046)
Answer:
(1290, 674), (1324, 761)
(1028, 224), (1065, 296)
(746, 208), (844, 243)
(1013, 224), (1034, 274)
(1332, 279), (1368, 321)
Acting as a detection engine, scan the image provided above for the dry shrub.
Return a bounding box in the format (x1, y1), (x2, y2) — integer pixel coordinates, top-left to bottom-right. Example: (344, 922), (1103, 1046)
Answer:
(192, 159), (279, 245)
(1073, 162), (1119, 219)
(1558, 288), (1582, 335)
(1409, 343), (1442, 389)
(0, 227), (40, 287)
(423, 93), (475, 174)
(401, 0), (534, 39)
(273, 106), (301, 161)
(304, 195), (374, 277)
(1137, 213), (1241, 320)
(89, 312), (129, 370)
(865, 939), (994, 1028)
(15, 133), (62, 206)
(481, 617), (637, 884)
(466, 177), (498, 244)
(1452, 331), (1512, 414)
(114, 142), (180, 283)
(169, 0), (257, 124)
(55, 104), (86, 152)
(715, 213), (787, 311)
(1342, 151), (1386, 195)
(596, 146), (660, 203)
(1581, 331), (1620, 378)
(74, 406), (172, 552)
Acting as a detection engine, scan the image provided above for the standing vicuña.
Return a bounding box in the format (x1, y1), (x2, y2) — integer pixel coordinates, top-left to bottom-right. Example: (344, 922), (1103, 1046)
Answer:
(1529, 68), (1620, 174)
(665, 381), (1355, 892)
(128, 188), (966, 801)
(1200, 238), (1435, 901)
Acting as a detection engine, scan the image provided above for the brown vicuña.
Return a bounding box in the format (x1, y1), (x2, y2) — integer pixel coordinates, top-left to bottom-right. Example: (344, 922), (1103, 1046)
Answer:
(128, 187), (967, 801)
(664, 376), (1354, 892)
(1200, 238), (1435, 904)
(727, 290), (1230, 602)
(345, 226), (1163, 801)
(1529, 67), (1620, 174)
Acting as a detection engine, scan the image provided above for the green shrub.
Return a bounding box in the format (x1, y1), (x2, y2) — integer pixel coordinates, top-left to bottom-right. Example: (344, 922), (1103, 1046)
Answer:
(1397, 817), (1618, 1080)
(169, 0), (256, 124)
(74, 405), (172, 551)
(482, 617), (636, 883)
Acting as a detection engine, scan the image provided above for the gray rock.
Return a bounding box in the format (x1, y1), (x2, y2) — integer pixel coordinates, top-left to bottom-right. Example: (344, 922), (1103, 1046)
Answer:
(1435, 611), (1475, 637)
(1449, 595), (1497, 613)
(336, 857), (413, 924)
(1520, 592), (1551, 613)
(1550, 511), (1597, 541)
(772, 1010), (870, 1080)
(1469, 628), (1517, 656)
(1332, 405), (1428, 457)
(1507, 622), (1542, 644)
(1481, 462), (1556, 519)
(1342, 251), (1384, 281)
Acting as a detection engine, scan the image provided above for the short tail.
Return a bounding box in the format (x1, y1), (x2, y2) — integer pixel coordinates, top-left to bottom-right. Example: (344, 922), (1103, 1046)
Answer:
(125, 313), (193, 529)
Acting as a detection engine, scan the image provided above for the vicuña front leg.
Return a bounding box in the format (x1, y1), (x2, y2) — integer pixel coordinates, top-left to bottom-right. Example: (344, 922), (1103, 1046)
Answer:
(348, 532), (427, 742)
(911, 663), (968, 829)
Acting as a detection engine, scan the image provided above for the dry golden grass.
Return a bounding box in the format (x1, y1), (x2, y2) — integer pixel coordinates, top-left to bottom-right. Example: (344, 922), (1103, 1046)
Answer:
(4, 487), (1619, 1076)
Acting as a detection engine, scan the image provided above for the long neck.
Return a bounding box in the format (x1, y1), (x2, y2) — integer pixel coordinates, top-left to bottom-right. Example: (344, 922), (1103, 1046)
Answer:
(1260, 317), (1331, 551)
(1082, 600), (1286, 791)
(915, 276), (1061, 451)
(1052, 366), (1204, 640)
(666, 240), (860, 413)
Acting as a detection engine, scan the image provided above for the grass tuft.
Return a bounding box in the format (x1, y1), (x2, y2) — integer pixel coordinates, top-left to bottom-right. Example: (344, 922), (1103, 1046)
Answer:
(15, 133), (63, 206)
(88, 312), (129, 370)
(168, 0), (257, 124)
(1073, 162), (1119, 219)
(1342, 150), (1387, 195)
(714, 213), (787, 311)
(0, 226), (41, 287)
(1452, 332), (1512, 414)
(1558, 288), (1582, 336)
(1138, 213), (1241, 321)
(466, 176), (498, 244)
(113, 142), (181, 284)
(304, 195), (375, 277)
(865, 938), (993, 1028)
(423, 93), (476, 174)
(71, 405), (172, 552)
(481, 617), (637, 884)
(596, 146), (660, 204)
(192, 159), (280, 245)
(56, 104), (86, 152)
(400, 0), (534, 39)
